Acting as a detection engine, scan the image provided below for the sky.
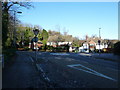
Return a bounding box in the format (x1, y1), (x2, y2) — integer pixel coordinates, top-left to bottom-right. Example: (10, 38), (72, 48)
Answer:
(19, 2), (118, 40)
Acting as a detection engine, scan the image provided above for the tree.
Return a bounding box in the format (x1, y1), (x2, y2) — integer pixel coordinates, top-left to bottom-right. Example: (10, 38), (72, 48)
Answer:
(23, 27), (34, 46)
(41, 29), (49, 41)
(72, 37), (80, 47)
(106, 40), (114, 48)
(63, 35), (73, 42)
(2, 1), (33, 49)
(41, 29), (49, 50)
(91, 34), (97, 38)
(48, 30), (60, 36)
(113, 41), (120, 55)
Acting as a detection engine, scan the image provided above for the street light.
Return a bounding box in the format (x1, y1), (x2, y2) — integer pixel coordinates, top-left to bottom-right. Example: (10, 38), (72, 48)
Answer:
(9, 10), (22, 47)
(33, 29), (39, 61)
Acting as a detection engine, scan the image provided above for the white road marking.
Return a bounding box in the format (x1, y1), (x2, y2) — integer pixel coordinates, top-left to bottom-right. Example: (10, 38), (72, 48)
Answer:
(67, 64), (117, 82)
(50, 53), (69, 56)
(29, 57), (34, 62)
(36, 64), (44, 72)
(45, 77), (50, 82)
(38, 53), (42, 55)
(65, 58), (74, 61)
(54, 57), (62, 59)
(79, 53), (92, 56)
(36, 64), (51, 82)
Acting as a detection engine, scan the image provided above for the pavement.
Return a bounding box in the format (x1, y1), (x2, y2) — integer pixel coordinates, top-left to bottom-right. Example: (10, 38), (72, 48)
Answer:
(2, 51), (119, 88)
(2, 52), (49, 88)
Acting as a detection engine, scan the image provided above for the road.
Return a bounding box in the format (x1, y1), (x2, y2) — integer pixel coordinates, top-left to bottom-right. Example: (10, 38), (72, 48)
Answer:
(3, 51), (119, 88)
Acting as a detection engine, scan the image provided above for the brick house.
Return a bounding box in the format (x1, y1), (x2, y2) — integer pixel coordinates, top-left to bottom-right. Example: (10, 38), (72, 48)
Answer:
(79, 35), (108, 52)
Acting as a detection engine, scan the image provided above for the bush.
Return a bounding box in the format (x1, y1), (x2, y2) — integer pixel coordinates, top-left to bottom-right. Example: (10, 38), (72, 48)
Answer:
(24, 46), (29, 51)
(113, 41), (120, 55)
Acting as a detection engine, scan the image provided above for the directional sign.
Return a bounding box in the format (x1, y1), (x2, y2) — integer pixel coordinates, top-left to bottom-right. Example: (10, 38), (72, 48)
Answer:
(32, 37), (38, 43)
(34, 37), (38, 42)
(98, 40), (101, 45)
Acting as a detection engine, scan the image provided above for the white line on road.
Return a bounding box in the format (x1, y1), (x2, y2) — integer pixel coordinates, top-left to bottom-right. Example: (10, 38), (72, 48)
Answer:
(67, 64), (117, 82)
(54, 57), (62, 59)
(36, 64), (44, 72)
(29, 57), (34, 62)
(50, 53), (69, 56)
(65, 58), (74, 61)
(36, 64), (51, 82)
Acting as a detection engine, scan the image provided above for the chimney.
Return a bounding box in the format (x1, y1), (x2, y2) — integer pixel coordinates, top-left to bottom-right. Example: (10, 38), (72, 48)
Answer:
(86, 35), (88, 41)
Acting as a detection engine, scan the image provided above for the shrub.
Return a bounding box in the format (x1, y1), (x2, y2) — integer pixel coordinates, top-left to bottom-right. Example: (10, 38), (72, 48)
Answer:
(113, 41), (120, 55)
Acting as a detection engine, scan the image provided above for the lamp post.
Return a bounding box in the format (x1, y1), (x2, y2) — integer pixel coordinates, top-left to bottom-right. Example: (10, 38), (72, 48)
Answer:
(33, 29), (39, 61)
(9, 10), (22, 47)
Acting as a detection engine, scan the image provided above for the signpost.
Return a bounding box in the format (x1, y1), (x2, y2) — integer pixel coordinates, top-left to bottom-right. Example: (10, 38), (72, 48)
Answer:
(33, 29), (39, 61)
(98, 40), (101, 54)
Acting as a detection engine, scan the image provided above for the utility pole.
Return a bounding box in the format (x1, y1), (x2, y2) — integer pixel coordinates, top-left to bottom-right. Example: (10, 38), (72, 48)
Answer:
(33, 29), (39, 61)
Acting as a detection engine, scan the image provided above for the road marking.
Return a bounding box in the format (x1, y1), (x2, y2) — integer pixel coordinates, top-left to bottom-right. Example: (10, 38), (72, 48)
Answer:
(36, 64), (44, 72)
(29, 57), (34, 62)
(54, 57), (61, 59)
(38, 53), (42, 55)
(65, 58), (75, 61)
(50, 53), (69, 56)
(67, 64), (117, 82)
(79, 53), (92, 56)
(36, 64), (50, 82)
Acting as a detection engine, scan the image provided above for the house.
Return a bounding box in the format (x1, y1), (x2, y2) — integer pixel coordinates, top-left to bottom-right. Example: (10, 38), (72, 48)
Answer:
(47, 41), (72, 47)
(79, 35), (108, 53)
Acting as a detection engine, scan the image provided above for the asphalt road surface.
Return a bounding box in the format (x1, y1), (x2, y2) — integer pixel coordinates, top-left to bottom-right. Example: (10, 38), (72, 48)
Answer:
(3, 51), (119, 88)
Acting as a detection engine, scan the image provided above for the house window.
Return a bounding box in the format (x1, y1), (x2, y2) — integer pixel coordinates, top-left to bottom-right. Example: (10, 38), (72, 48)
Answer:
(90, 44), (94, 46)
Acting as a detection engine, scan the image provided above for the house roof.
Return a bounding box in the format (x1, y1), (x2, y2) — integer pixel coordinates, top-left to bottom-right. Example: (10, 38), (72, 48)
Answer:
(88, 40), (96, 44)
(82, 37), (104, 44)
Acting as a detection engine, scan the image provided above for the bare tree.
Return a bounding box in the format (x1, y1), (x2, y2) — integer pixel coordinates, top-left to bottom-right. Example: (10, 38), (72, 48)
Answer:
(2, 1), (33, 48)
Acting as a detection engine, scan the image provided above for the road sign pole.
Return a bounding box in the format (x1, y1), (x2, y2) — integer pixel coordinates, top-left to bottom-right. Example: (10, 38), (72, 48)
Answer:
(33, 29), (39, 61)
(35, 42), (37, 61)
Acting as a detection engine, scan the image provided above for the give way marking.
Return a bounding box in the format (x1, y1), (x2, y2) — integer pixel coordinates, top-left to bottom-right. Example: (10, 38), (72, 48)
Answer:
(67, 64), (117, 82)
